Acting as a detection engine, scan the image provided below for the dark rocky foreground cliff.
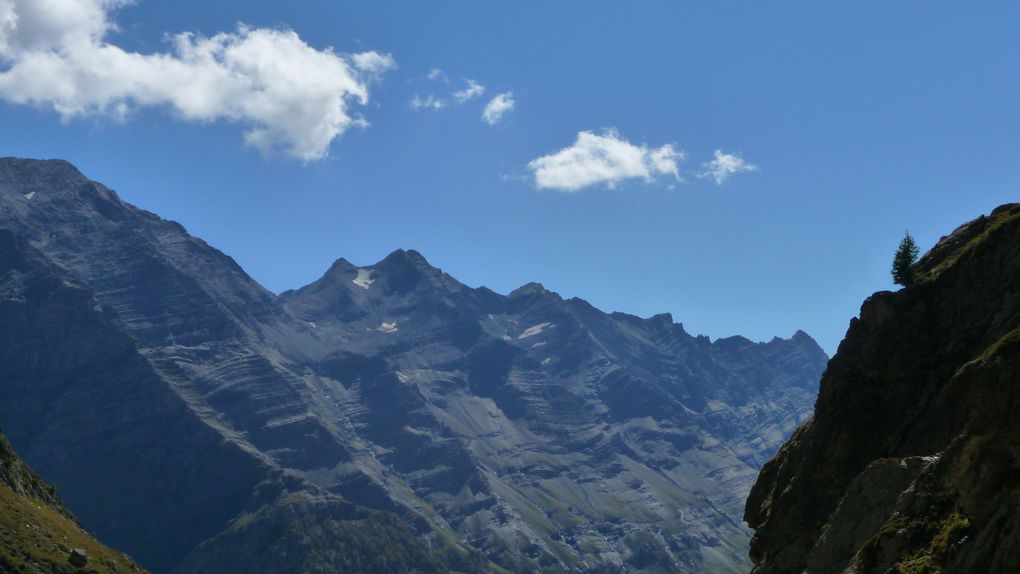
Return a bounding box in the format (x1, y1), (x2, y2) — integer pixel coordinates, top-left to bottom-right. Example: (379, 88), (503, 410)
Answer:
(0, 429), (148, 573)
(746, 204), (1020, 574)
(0, 157), (828, 573)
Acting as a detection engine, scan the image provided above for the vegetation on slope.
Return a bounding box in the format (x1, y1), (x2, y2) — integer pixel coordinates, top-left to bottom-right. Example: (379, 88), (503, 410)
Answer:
(0, 432), (147, 573)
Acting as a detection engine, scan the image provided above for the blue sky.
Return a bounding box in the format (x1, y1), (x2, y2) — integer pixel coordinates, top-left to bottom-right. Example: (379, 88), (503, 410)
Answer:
(2, 1), (1019, 354)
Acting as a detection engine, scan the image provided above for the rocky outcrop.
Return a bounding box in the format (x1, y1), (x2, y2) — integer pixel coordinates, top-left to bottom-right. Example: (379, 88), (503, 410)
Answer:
(0, 157), (829, 573)
(0, 429), (148, 573)
(745, 204), (1020, 573)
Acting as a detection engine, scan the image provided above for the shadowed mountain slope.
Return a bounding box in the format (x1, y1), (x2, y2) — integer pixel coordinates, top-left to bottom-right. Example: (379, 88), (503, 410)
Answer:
(746, 204), (1020, 574)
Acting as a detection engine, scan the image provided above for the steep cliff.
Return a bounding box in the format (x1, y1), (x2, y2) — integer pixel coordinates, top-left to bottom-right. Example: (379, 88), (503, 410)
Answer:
(745, 204), (1020, 573)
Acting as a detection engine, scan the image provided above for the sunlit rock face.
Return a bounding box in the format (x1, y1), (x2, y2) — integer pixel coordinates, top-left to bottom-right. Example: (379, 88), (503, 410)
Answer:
(0, 157), (827, 573)
(746, 204), (1020, 574)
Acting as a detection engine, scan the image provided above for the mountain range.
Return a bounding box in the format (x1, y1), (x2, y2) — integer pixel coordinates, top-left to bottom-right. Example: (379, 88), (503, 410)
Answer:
(0, 157), (827, 573)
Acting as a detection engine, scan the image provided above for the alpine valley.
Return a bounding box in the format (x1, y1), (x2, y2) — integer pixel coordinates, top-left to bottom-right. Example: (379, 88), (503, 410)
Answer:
(0, 158), (828, 573)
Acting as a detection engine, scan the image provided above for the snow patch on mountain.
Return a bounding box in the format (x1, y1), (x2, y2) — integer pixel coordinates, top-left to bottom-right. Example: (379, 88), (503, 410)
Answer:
(352, 268), (374, 289)
(519, 322), (554, 339)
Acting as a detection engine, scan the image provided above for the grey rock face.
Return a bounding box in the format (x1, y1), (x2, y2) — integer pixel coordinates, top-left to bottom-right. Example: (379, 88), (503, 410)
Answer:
(0, 158), (828, 573)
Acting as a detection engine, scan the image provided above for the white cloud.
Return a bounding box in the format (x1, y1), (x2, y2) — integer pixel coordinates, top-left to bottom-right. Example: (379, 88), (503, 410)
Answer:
(409, 93), (444, 110)
(350, 51), (396, 74)
(452, 79), (485, 103)
(0, 0), (394, 162)
(527, 129), (683, 192)
(699, 149), (757, 184)
(482, 92), (513, 125)
(426, 68), (446, 82)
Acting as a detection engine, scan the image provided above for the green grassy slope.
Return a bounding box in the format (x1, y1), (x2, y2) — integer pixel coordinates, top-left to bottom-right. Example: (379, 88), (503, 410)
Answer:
(0, 432), (147, 573)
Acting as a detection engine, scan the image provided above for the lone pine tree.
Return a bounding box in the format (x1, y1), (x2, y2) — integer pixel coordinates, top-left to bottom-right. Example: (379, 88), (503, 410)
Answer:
(892, 231), (920, 287)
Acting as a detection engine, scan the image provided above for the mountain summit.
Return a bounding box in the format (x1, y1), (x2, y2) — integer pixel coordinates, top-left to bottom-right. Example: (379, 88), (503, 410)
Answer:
(0, 158), (827, 573)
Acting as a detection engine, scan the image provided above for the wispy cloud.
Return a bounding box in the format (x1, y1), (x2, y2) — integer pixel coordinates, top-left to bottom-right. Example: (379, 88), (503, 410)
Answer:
(409, 94), (445, 110)
(412, 73), (511, 125)
(698, 149), (758, 184)
(426, 68), (447, 82)
(527, 129), (683, 192)
(452, 79), (485, 103)
(482, 92), (514, 125)
(411, 76), (489, 112)
(0, 0), (394, 162)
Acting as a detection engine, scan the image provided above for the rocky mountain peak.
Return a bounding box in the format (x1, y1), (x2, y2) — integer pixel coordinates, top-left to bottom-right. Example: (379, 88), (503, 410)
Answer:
(790, 328), (813, 342)
(0, 157), (120, 206)
(781, 329), (827, 356)
(378, 248), (432, 269)
(325, 256), (356, 273)
(368, 248), (446, 294)
(507, 282), (563, 304)
(650, 311), (673, 322)
(0, 157), (84, 183)
(509, 281), (547, 295)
